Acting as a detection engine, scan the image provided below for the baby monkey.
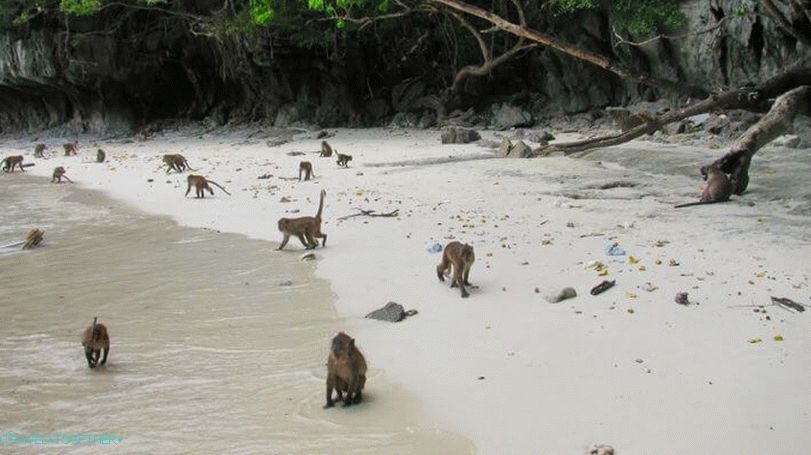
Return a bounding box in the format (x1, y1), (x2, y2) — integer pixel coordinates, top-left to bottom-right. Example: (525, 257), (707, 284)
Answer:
(63, 141), (79, 156)
(81, 317), (110, 368)
(185, 175), (231, 198)
(299, 161), (315, 181)
(320, 141), (333, 157)
(52, 166), (73, 183)
(1, 155), (24, 172)
(674, 163), (734, 208)
(336, 153), (352, 168)
(436, 241), (475, 298)
(324, 332), (367, 408)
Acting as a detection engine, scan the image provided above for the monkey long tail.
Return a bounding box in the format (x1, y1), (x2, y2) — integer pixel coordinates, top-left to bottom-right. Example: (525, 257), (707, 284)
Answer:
(207, 180), (231, 196)
(315, 189), (326, 219)
(674, 200), (720, 208)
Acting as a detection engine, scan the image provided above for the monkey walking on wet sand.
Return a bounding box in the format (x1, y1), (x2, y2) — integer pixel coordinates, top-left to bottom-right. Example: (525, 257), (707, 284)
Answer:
(96, 149), (106, 163)
(276, 189), (327, 250)
(437, 241), (476, 298)
(674, 163), (734, 208)
(163, 154), (196, 173)
(320, 141), (333, 157)
(1, 155), (24, 172)
(185, 175), (231, 198)
(336, 153), (352, 168)
(33, 143), (48, 158)
(63, 141), (79, 156)
(324, 332), (367, 408)
(52, 166), (73, 183)
(81, 317), (110, 368)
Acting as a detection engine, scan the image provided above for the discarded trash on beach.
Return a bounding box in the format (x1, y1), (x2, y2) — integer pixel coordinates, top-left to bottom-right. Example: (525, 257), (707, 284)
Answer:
(590, 280), (615, 295)
(426, 243), (443, 253)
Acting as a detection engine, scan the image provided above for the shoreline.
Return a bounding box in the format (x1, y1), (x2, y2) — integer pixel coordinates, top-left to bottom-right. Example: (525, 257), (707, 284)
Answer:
(6, 127), (811, 454)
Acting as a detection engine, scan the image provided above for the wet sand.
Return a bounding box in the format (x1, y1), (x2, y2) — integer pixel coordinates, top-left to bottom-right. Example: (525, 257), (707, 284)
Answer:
(0, 176), (472, 453)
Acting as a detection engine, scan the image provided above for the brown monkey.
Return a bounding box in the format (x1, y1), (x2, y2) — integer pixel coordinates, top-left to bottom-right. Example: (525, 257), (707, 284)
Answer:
(81, 317), (110, 368)
(52, 166), (73, 183)
(320, 141), (333, 157)
(276, 189), (327, 250)
(674, 164), (734, 208)
(299, 161), (315, 181)
(163, 154), (196, 173)
(96, 149), (106, 163)
(33, 143), (48, 158)
(436, 241), (475, 298)
(336, 153), (352, 168)
(185, 174), (231, 198)
(22, 228), (44, 249)
(1, 155), (24, 172)
(63, 141), (79, 156)
(324, 332), (367, 408)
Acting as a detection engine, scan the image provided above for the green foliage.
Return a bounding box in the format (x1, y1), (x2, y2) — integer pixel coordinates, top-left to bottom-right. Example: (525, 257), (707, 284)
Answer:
(550, 0), (685, 34)
(59, 0), (101, 16)
(0, 1), (44, 28)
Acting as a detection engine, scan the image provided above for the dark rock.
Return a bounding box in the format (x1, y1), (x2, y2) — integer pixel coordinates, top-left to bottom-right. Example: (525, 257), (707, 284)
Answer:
(418, 111), (436, 129)
(441, 127), (481, 144)
(508, 140), (532, 158)
(492, 103), (532, 130)
(365, 301), (409, 322)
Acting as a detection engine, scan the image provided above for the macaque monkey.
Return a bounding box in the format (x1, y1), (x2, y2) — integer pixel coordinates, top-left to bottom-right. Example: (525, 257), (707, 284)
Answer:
(436, 241), (475, 298)
(1, 155), (24, 172)
(22, 228), (44, 249)
(276, 189), (327, 250)
(299, 161), (315, 181)
(320, 141), (333, 157)
(63, 141), (79, 156)
(96, 149), (106, 163)
(185, 174), (231, 198)
(324, 332), (367, 408)
(163, 154), (196, 173)
(52, 166), (73, 183)
(33, 143), (48, 158)
(81, 317), (110, 368)
(674, 164), (734, 208)
(336, 153), (352, 168)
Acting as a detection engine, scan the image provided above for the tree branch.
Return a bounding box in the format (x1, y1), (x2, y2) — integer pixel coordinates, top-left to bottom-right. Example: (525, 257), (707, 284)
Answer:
(762, 0), (811, 46)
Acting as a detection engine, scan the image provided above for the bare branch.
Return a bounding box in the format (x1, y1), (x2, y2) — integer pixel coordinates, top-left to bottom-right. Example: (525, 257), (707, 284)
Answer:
(762, 0), (811, 46)
(612, 16), (732, 48)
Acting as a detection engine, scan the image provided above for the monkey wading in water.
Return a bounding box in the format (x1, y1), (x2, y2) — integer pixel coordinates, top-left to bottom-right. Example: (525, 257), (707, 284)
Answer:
(185, 175), (231, 198)
(52, 166), (73, 183)
(336, 153), (352, 168)
(437, 241), (476, 298)
(1, 155), (24, 172)
(320, 141), (333, 157)
(63, 141), (79, 156)
(299, 161), (315, 181)
(81, 317), (110, 368)
(324, 332), (367, 408)
(276, 189), (327, 250)
(163, 154), (196, 173)
(674, 163), (734, 208)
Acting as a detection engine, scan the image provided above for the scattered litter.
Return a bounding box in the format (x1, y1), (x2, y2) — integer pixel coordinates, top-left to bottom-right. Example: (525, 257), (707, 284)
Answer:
(773, 335), (784, 342)
(425, 243), (443, 253)
(638, 265), (647, 271)
(628, 255), (639, 264)
(566, 222), (575, 228)
(655, 240), (670, 247)
(590, 280), (615, 296)
(589, 444), (614, 455)
(147, 178), (154, 182)
(627, 308), (635, 314)
(338, 208), (399, 221)
(365, 302), (417, 322)
(606, 243), (626, 256)
(642, 282), (658, 292)
(279, 280), (293, 287)
(626, 291), (637, 299)
(748, 338), (762, 344)
(674, 292), (689, 305)
(280, 196), (291, 203)
(770, 296), (806, 312)
(257, 174), (272, 179)
(669, 259), (680, 266)
(286, 151), (305, 156)
(546, 287), (577, 303)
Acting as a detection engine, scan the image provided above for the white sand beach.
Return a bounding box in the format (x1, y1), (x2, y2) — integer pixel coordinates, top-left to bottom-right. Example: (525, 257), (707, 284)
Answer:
(6, 126), (810, 454)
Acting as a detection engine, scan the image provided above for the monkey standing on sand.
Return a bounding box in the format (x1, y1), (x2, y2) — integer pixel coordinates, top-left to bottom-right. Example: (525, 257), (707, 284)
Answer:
(320, 141), (333, 157)
(33, 144), (48, 158)
(299, 161), (315, 181)
(63, 141), (79, 156)
(51, 166), (73, 183)
(185, 175), (231, 198)
(1, 155), (24, 172)
(436, 241), (475, 298)
(96, 149), (106, 163)
(336, 152), (352, 168)
(674, 163), (734, 208)
(324, 332), (367, 408)
(276, 189), (327, 250)
(81, 317), (110, 368)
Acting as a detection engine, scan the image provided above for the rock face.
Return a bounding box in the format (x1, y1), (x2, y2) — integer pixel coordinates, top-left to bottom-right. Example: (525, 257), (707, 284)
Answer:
(365, 302), (408, 322)
(0, 0), (807, 133)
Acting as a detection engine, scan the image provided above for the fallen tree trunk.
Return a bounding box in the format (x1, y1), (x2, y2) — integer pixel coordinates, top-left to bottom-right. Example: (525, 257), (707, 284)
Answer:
(535, 57), (811, 156)
(709, 85), (811, 194)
